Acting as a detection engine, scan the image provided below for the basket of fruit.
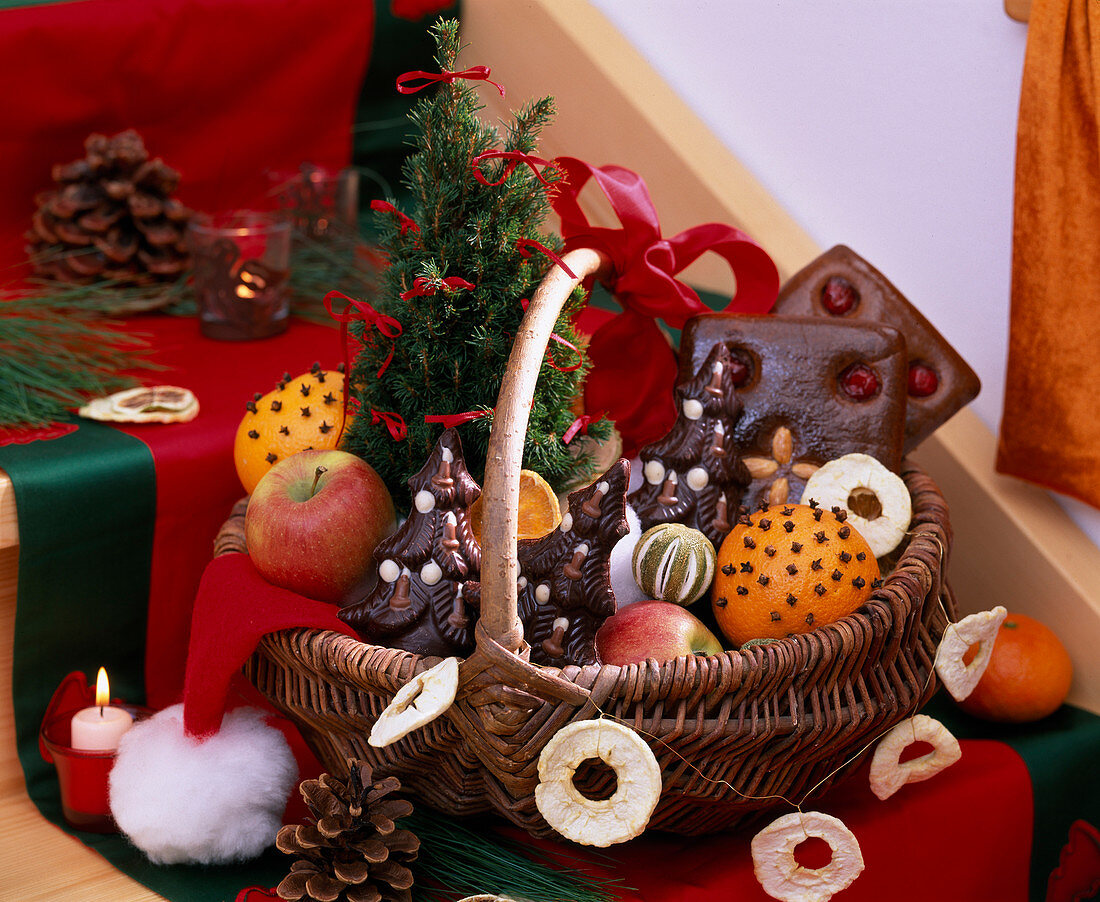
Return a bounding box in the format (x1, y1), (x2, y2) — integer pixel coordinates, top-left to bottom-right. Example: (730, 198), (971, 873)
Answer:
(230, 243), (958, 844)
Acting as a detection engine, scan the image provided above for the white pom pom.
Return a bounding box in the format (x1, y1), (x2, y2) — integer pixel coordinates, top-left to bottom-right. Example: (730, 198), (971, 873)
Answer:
(109, 704), (297, 865)
(610, 505), (649, 608)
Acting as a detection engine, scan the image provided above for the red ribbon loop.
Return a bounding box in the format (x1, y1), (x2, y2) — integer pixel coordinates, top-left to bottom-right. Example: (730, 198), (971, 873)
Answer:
(399, 276), (476, 301)
(370, 200), (419, 236)
(423, 410), (491, 429)
(563, 415), (593, 445)
(323, 290), (402, 380)
(472, 150), (555, 187)
(371, 409), (407, 441)
(551, 156), (779, 456)
(396, 65), (505, 97)
(516, 238), (578, 280)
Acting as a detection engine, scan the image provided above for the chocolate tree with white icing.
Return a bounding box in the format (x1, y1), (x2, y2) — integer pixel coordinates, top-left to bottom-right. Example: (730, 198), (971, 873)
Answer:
(627, 343), (750, 547)
(517, 460), (629, 666)
(339, 428), (482, 657)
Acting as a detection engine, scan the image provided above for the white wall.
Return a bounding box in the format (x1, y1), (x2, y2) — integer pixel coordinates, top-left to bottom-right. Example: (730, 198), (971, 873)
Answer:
(589, 0), (1100, 547)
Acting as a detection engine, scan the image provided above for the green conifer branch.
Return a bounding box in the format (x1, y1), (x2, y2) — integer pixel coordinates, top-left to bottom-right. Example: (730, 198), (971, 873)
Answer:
(342, 18), (608, 503)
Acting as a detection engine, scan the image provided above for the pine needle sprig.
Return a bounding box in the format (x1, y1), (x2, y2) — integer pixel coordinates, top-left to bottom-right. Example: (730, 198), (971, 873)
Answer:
(403, 811), (627, 902)
(0, 297), (155, 427)
(342, 17), (609, 503)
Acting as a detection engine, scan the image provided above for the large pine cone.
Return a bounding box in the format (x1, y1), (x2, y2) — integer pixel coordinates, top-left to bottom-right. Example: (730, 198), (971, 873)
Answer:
(26, 130), (193, 284)
(276, 761), (419, 902)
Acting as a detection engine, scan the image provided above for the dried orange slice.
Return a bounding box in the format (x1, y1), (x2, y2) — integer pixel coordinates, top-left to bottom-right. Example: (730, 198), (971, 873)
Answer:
(470, 469), (561, 544)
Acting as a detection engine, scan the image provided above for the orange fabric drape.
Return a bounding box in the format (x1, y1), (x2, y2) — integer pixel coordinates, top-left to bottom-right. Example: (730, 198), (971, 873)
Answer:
(998, 0), (1100, 507)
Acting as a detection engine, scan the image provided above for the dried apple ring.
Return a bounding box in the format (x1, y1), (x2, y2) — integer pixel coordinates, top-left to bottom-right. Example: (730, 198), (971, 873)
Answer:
(935, 606), (1008, 701)
(869, 714), (961, 800)
(368, 657), (459, 748)
(535, 719), (661, 847)
(751, 811), (864, 902)
(800, 452), (911, 558)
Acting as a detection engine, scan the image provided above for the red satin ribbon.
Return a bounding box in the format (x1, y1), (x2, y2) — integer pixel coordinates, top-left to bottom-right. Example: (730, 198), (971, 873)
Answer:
(423, 410), (490, 428)
(516, 238), (577, 280)
(396, 65), (505, 97)
(370, 199), (419, 236)
(323, 289), (402, 379)
(399, 275), (476, 301)
(551, 156), (779, 455)
(472, 150), (555, 187)
(371, 408), (407, 441)
(563, 414), (593, 444)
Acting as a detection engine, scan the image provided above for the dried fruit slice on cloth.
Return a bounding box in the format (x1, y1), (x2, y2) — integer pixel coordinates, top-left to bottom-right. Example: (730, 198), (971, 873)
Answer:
(868, 714), (961, 800)
(79, 385), (198, 423)
(935, 606), (1008, 701)
(469, 468), (561, 543)
(751, 811), (864, 902)
(534, 718), (661, 847)
(368, 657), (459, 748)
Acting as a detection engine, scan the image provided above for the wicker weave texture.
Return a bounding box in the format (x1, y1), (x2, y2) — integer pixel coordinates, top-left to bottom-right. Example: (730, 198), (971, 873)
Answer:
(230, 460), (953, 838)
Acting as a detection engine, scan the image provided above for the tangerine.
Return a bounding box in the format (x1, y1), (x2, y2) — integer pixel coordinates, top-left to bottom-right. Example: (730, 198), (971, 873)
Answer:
(469, 469), (562, 544)
(712, 503), (880, 646)
(958, 612), (1073, 723)
(234, 364), (348, 494)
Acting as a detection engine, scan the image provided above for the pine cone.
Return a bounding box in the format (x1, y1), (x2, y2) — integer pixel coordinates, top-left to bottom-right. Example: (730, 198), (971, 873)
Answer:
(276, 761), (419, 902)
(26, 129), (193, 284)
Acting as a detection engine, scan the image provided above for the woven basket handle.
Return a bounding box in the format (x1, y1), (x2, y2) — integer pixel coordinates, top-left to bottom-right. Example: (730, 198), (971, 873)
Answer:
(478, 247), (612, 653)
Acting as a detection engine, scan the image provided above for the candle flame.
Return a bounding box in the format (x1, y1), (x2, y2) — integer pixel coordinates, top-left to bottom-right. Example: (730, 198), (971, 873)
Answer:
(95, 667), (110, 707)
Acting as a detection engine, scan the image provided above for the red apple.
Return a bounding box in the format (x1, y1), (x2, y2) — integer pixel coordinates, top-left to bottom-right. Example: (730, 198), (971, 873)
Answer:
(595, 601), (724, 666)
(245, 449), (396, 604)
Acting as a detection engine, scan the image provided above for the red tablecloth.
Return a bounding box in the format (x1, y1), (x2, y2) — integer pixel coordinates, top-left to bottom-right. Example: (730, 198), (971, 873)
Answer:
(0, 0), (375, 275)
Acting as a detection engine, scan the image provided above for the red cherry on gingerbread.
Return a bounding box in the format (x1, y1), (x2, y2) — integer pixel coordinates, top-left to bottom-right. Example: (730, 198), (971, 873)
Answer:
(839, 363), (879, 400)
(908, 362), (939, 397)
(820, 276), (859, 315)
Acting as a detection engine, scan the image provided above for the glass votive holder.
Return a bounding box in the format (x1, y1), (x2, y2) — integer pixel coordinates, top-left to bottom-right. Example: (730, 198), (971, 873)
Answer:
(273, 165), (359, 239)
(40, 704), (150, 832)
(187, 211), (291, 341)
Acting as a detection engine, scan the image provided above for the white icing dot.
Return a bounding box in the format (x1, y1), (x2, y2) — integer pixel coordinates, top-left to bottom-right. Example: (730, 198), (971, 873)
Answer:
(379, 559), (400, 583)
(441, 447), (454, 463)
(420, 560), (442, 586)
(414, 490), (436, 513)
(683, 398), (704, 420)
(535, 583), (551, 603)
(517, 575), (528, 590)
(560, 512), (573, 533)
(597, 481), (610, 494)
(686, 466), (709, 491)
(552, 616), (570, 631)
(644, 459), (666, 485)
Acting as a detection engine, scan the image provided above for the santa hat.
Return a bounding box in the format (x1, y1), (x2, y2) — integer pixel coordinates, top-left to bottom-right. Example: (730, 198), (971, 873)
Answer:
(109, 552), (356, 864)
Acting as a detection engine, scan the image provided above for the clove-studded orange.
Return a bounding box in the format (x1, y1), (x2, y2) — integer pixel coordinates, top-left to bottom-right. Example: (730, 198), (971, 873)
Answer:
(711, 502), (880, 647)
(233, 363), (349, 494)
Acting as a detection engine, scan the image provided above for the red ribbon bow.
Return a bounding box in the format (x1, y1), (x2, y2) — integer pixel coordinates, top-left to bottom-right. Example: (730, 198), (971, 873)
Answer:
(370, 200), (419, 236)
(472, 150), (556, 187)
(396, 65), (505, 97)
(399, 276), (476, 301)
(423, 410), (491, 429)
(371, 408), (407, 441)
(551, 156), (779, 456)
(563, 415), (593, 445)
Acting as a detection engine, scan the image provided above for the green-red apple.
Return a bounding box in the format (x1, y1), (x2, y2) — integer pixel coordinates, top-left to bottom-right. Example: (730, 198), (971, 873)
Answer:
(594, 601), (724, 665)
(245, 449), (396, 604)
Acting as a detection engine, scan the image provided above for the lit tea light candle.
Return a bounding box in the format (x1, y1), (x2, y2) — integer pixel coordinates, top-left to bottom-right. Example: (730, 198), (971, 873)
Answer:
(70, 668), (133, 752)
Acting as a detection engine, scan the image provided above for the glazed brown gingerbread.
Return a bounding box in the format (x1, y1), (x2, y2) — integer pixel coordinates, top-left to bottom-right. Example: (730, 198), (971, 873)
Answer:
(678, 313), (907, 510)
(771, 245), (980, 452)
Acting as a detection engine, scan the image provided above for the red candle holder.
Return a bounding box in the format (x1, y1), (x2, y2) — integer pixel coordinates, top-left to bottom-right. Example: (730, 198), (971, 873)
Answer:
(38, 671), (152, 833)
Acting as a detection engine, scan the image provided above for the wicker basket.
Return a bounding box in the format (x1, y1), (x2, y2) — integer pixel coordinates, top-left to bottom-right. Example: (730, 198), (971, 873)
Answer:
(229, 247), (956, 839)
